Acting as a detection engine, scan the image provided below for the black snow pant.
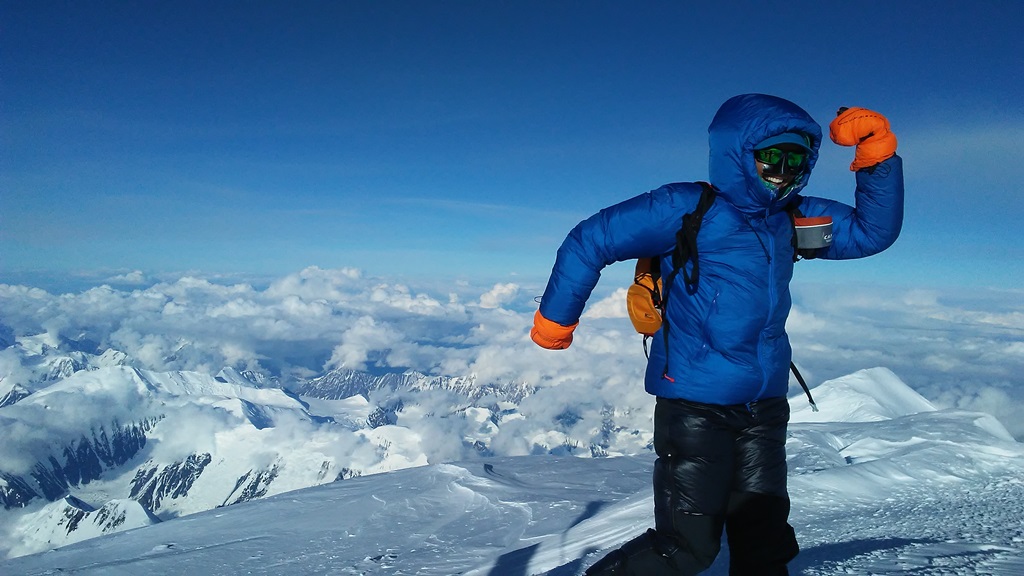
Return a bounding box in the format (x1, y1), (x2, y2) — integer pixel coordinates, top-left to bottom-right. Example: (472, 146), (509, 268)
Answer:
(586, 396), (798, 576)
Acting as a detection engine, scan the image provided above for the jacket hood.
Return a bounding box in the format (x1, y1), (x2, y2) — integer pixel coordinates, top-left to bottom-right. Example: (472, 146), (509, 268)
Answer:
(708, 94), (823, 214)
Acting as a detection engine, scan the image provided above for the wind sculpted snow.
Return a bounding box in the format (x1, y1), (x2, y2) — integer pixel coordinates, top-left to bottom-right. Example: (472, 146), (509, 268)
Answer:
(2, 368), (1022, 575)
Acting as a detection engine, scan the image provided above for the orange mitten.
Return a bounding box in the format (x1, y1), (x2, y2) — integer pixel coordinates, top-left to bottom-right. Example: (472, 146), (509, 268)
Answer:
(829, 107), (898, 171)
(531, 310), (578, 350)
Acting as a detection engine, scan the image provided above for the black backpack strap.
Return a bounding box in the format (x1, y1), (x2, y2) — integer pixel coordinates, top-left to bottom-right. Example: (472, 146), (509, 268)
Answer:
(790, 362), (819, 412)
(670, 182), (717, 295)
(659, 182), (717, 380)
(646, 256), (662, 358)
(648, 256), (662, 309)
(632, 257), (663, 359)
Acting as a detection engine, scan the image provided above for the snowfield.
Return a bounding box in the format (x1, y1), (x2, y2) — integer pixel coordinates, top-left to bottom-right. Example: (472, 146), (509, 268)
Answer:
(2, 367), (1022, 575)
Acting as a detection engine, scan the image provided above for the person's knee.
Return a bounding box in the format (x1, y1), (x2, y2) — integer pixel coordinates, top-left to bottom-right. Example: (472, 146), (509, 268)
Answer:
(666, 513), (724, 571)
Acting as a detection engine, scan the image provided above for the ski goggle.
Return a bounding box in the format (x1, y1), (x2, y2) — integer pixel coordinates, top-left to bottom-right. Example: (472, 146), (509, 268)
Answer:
(754, 147), (808, 176)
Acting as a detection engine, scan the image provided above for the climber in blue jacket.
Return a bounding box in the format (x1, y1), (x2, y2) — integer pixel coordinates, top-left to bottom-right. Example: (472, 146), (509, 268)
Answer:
(531, 94), (904, 575)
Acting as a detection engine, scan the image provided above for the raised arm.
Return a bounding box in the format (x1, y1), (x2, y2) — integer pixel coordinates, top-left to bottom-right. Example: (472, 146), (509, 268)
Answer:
(797, 107), (904, 259)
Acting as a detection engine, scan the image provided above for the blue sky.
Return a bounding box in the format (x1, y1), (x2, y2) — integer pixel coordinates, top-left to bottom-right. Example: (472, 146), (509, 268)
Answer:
(2, 1), (1023, 292)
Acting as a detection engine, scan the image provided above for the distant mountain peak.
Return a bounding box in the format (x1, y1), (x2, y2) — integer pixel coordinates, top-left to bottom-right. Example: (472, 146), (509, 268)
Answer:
(791, 367), (936, 423)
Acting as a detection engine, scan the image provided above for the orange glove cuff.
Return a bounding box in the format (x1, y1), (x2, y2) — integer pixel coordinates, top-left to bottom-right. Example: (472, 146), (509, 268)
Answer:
(829, 107), (898, 171)
(531, 310), (578, 350)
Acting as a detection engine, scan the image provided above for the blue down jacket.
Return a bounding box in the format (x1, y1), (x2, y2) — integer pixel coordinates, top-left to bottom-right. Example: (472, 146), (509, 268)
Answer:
(538, 94), (904, 405)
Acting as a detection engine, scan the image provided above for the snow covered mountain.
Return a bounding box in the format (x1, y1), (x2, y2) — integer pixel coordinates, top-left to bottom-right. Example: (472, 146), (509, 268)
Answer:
(0, 335), (616, 559)
(1, 365), (1022, 575)
(13, 496), (160, 556)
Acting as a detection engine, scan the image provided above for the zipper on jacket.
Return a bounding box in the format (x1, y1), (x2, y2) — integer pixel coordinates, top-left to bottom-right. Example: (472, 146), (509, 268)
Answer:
(743, 216), (772, 264)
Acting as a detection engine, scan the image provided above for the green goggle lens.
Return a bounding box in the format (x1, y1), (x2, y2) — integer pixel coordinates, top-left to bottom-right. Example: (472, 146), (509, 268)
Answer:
(754, 147), (808, 175)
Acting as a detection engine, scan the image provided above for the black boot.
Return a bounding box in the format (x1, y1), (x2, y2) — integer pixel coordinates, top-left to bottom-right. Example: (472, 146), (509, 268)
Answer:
(725, 492), (798, 576)
(584, 529), (687, 575)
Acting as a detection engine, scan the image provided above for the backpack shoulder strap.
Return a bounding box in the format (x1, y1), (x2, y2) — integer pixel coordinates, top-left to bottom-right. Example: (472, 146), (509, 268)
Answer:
(658, 181), (717, 381)
(666, 181), (717, 295)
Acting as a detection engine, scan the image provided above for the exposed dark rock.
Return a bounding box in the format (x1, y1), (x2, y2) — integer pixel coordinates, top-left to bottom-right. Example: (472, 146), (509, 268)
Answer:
(23, 420), (154, 503)
(129, 453), (213, 513)
(0, 384), (31, 408)
(0, 472), (40, 509)
(222, 464), (280, 506)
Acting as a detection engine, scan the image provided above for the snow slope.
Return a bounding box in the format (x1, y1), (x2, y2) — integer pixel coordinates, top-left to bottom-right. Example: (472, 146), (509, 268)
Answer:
(2, 367), (1022, 575)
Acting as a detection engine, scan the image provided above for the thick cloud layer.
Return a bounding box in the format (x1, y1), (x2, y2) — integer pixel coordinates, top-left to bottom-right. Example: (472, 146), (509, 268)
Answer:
(1, 268), (1021, 439)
